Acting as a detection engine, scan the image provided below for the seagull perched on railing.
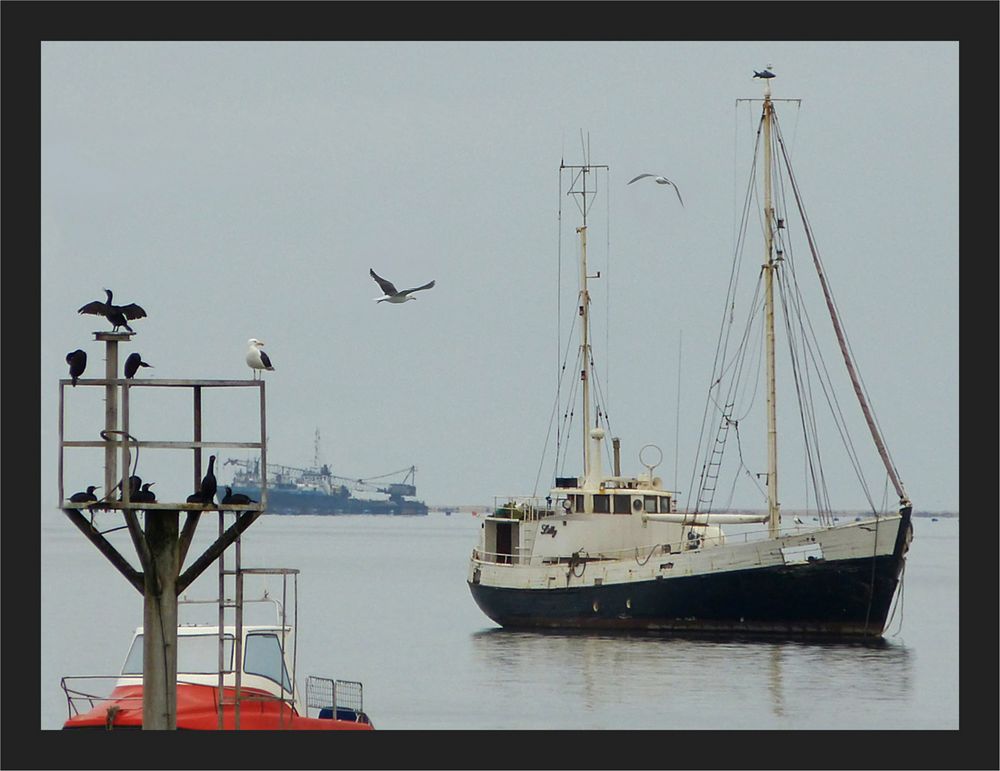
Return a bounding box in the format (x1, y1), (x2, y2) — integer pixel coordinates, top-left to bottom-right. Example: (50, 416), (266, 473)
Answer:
(626, 174), (684, 207)
(370, 268), (435, 304)
(246, 338), (275, 379)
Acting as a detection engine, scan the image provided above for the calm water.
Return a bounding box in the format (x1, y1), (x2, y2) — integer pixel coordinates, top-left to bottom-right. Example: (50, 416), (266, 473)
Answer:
(40, 511), (959, 731)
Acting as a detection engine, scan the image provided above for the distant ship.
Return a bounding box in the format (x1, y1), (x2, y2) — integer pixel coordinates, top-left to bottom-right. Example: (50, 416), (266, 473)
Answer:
(226, 439), (428, 516)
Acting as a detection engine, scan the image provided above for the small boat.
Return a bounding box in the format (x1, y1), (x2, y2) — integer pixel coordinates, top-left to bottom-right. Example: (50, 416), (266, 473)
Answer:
(61, 580), (374, 730)
(467, 71), (913, 638)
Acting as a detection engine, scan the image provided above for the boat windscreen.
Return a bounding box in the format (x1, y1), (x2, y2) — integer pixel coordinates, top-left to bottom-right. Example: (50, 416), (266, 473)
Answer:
(121, 633), (235, 675)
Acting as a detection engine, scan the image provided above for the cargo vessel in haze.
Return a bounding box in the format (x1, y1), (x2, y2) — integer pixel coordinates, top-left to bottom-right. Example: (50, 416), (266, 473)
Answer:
(226, 433), (428, 516)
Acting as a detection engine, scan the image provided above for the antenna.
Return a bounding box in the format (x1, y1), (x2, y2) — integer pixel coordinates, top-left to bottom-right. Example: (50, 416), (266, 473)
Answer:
(674, 329), (682, 492)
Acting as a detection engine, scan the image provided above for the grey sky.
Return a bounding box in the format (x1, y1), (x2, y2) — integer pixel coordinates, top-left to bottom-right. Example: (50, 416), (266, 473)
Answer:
(41, 41), (959, 513)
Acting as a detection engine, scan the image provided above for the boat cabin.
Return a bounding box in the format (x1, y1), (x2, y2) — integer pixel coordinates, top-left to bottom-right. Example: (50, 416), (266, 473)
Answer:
(61, 595), (372, 730)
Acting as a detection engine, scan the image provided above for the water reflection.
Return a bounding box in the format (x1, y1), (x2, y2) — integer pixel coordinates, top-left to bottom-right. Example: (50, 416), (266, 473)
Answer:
(469, 628), (912, 729)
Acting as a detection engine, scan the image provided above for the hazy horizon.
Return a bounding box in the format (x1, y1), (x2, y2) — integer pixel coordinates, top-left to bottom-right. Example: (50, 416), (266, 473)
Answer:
(41, 41), (959, 514)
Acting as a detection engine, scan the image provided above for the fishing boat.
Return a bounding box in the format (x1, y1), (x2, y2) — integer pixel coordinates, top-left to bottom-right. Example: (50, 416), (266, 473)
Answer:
(467, 72), (913, 638)
(60, 572), (374, 730)
(226, 430), (428, 516)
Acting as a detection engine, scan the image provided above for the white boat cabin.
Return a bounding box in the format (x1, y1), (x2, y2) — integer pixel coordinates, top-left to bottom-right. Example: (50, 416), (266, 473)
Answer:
(118, 621), (301, 710)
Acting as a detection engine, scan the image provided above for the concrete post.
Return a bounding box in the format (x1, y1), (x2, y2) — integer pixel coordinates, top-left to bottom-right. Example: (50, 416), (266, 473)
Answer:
(101, 335), (121, 498)
(142, 511), (180, 730)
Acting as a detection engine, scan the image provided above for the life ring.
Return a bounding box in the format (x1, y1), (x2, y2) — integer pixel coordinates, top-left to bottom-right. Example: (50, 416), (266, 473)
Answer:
(562, 498), (573, 513)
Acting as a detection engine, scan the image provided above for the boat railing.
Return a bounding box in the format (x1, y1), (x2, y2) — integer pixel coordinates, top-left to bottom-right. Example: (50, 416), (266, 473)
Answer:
(489, 496), (561, 522)
(471, 523), (802, 567)
(305, 676), (368, 722)
(60, 676), (140, 718)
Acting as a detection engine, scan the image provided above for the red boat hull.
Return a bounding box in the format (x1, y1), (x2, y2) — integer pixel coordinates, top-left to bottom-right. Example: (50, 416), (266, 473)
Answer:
(63, 683), (374, 730)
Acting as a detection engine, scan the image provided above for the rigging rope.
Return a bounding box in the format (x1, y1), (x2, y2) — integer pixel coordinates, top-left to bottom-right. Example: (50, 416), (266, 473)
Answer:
(774, 112), (907, 504)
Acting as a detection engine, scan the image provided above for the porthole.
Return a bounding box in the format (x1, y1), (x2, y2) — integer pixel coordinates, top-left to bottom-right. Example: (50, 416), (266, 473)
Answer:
(626, 598), (632, 609)
(592, 600), (600, 613)
(632, 499), (642, 511)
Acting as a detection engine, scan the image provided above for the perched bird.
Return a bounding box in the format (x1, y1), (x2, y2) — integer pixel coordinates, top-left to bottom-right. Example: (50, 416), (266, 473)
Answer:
(626, 174), (684, 207)
(199, 455), (218, 505)
(133, 482), (157, 504)
(186, 492), (206, 504)
(246, 339), (275, 380)
(124, 352), (153, 379)
(753, 68), (776, 79)
(66, 349), (87, 386)
(78, 289), (147, 334)
(117, 475), (142, 501)
(69, 485), (99, 503)
(370, 268), (435, 304)
(221, 486), (256, 506)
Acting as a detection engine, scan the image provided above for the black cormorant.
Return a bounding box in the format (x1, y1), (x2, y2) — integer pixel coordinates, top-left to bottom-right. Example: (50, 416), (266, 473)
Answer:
(221, 486), (255, 506)
(69, 485), (99, 503)
(66, 349), (87, 386)
(133, 482), (157, 503)
(78, 289), (147, 333)
(199, 455), (218, 505)
(124, 352), (153, 379)
(117, 475), (142, 501)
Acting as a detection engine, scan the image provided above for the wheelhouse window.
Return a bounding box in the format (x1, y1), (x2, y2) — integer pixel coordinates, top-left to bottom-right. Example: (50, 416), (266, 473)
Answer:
(644, 496), (659, 513)
(613, 494), (631, 514)
(574, 494), (584, 513)
(244, 632), (293, 692)
(122, 633), (234, 676)
(592, 494), (610, 513)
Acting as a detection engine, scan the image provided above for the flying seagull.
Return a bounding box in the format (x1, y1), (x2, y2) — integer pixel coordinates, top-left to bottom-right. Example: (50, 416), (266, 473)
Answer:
(246, 338), (275, 379)
(370, 268), (436, 304)
(753, 68), (776, 79)
(626, 174), (684, 207)
(124, 352), (153, 379)
(66, 349), (87, 386)
(78, 289), (147, 334)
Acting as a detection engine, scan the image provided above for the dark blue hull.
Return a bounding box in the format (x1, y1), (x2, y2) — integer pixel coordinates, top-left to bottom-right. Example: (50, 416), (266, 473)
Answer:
(231, 486), (428, 516)
(469, 511), (912, 638)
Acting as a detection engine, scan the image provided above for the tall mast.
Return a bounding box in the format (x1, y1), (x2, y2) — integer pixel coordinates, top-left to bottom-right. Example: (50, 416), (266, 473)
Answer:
(578, 217), (591, 473)
(762, 77), (781, 537)
(563, 154), (607, 481)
